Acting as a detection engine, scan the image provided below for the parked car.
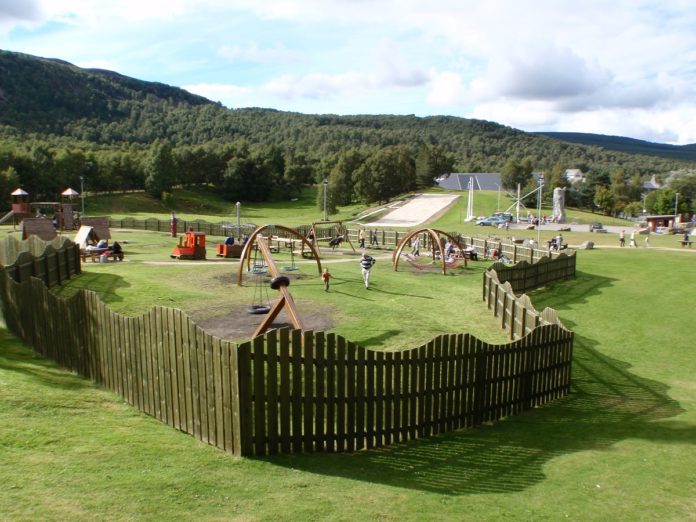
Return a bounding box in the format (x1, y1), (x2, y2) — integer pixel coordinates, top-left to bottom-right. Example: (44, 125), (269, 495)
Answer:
(493, 212), (514, 222)
(476, 216), (506, 226)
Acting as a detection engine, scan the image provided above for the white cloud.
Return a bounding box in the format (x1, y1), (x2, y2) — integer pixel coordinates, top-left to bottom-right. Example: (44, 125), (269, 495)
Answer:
(3, 0), (696, 143)
(262, 71), (375, 100)
(182, 82), (252, 105)
(0, 0), (42, 22)
(374, 39), (431, 88)
(217, 42), (302, 64)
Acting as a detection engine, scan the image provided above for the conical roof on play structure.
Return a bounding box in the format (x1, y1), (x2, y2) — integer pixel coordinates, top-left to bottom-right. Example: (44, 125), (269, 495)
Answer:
(11, 188), (29, 196)
(61, 187), (80, 196)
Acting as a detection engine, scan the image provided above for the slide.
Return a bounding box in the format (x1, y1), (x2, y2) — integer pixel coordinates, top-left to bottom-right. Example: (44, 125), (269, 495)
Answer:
(0, 210), (14, 225)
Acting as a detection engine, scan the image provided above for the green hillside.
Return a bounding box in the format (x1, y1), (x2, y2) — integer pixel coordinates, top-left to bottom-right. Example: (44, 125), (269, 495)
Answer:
(0, 50), (688, 176)
(537, 131), (696, 162)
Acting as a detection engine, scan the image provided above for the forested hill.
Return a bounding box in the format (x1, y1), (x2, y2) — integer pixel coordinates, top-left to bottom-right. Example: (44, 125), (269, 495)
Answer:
(0, 49), (689, 175)
(536, 132), (696, 162)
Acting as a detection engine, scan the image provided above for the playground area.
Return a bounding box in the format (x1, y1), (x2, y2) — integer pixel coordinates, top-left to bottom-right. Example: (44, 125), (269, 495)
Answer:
(3, 189), (696, 519)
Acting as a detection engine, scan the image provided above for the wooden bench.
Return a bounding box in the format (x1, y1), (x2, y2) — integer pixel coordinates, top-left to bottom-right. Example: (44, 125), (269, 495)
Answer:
(679, 240), (694, 248)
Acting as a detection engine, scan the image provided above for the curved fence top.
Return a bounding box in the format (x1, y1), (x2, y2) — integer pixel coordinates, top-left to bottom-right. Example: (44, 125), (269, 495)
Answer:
(0, 235), (77, 267)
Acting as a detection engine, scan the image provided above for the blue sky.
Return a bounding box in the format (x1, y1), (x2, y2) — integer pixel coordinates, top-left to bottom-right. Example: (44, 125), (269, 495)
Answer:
(2, 0), (696, 144)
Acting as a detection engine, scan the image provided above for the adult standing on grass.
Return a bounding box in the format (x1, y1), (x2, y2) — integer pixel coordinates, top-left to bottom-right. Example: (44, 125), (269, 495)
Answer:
(359, 252), (376, 289)
(411, 236), (421, 256)
(170, 212), (178, 237)
(619, 230), (625, 247)
(629, 230), (637, 247)
(358, 229), (366, 249)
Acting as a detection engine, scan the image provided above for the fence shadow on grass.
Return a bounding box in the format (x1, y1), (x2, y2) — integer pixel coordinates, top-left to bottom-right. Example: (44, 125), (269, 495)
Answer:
(0, 330), (94, 391)
(50, 271), (131, 306)
(267, 334), (687, 495)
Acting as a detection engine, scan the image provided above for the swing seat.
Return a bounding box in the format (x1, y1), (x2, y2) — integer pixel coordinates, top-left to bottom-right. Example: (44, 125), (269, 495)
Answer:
(247, 304), (271, 315)
(270, 275), (290, 290)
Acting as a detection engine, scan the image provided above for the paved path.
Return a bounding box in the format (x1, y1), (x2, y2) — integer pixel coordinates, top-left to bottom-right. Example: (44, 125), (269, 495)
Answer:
(366, 194), (460, 227)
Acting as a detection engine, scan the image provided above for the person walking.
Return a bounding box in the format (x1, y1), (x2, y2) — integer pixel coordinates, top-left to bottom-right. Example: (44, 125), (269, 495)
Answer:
(629, 230), (637, 247)
(358, 229), (366, 249)
(370, 230), (379, 247)
(619, 230), (625, 247)
(322, 268), (332, 292)
(359, 252), (376, 289)
(411, 236), (421, 256)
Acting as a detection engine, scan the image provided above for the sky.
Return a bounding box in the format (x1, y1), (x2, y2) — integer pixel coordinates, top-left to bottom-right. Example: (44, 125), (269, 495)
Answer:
(2, 0), (696, 145)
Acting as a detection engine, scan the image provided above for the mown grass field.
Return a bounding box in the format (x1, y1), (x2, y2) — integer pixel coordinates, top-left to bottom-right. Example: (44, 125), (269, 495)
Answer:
(2, 190), (696, 520)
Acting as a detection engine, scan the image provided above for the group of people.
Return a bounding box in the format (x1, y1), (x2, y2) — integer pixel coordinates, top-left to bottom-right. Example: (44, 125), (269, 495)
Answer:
(619, 229), (648, 248)
(358, 229), (379, 249)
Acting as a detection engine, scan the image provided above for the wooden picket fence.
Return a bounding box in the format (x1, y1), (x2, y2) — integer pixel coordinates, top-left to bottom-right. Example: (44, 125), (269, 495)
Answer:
(485, 251), (576, 294)
(482, 266), (574, 340)
(0, 236), (81, 287)
(0, 255), (573, 456)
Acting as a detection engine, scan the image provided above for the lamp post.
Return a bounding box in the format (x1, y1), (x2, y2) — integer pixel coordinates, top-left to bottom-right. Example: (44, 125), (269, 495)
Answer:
(674, 192), (680, 225)
(80, 176), (85, 215)
(323, 178), (328, 221)
(641, 193), (646, 215)
(537, 173), (544, 246)
(236, 201), (241, 241)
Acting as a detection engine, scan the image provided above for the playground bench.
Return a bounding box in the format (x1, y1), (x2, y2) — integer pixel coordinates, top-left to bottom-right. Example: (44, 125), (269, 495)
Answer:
(679, 240), (694, 247)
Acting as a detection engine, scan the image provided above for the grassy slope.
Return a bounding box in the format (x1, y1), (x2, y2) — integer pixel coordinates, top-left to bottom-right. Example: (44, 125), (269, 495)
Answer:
(87, 186), (365, 227)
(2, 190), (696, 520)
(2, 247), (695, 520)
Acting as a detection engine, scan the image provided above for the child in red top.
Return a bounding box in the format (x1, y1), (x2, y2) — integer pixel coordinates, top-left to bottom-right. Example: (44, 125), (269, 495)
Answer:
(322, 268), (332, 292)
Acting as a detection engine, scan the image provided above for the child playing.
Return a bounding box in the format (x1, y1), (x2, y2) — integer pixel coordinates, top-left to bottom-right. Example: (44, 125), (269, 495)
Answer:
(322, 268), (332, 292)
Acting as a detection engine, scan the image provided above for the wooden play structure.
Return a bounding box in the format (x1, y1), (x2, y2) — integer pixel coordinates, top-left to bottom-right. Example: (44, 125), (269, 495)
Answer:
(20, 218), (58, 241)
(392, 229), (467, 275)
(80, 217), (111, 243)
(0, 188), (31, 226)
(171, 230), (207, 260)
(2, 187), (82, 231)
(237, 225), (322, 337)
(304, 220), (356, 256)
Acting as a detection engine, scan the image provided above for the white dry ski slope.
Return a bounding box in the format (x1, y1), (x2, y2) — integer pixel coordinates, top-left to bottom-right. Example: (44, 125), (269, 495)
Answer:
(366, 194), (460, 227)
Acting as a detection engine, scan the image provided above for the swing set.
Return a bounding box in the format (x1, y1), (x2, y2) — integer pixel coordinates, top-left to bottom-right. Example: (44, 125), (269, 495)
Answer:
(392, 229), (467, 275)
(237, 225), (322, 338)
(303, 220), (356, 257)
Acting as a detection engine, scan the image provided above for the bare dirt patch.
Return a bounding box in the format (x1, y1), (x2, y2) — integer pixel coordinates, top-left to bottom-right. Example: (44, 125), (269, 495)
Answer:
(194, 303), (335, 342)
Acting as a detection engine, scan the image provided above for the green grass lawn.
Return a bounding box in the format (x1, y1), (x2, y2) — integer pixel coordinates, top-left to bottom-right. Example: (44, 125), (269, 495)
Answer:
(2, 190), (696, 520)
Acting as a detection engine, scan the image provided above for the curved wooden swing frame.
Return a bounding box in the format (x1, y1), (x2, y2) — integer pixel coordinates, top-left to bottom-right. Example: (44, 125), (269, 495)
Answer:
(237, 224), (322, 285)
(392, 228), (466, 275)
(304, 220), (356, 256)
(236, 225), (323, 338)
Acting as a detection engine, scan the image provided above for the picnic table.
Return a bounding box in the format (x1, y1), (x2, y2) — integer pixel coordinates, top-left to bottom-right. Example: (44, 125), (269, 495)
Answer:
(679, 240), (694, 248)
(81, 248), (124, 262)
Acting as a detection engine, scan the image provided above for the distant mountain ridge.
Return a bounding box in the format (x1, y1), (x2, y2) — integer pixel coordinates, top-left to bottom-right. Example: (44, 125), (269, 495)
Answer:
(0, 49), (690, 175)
(535, 132), (696, 162)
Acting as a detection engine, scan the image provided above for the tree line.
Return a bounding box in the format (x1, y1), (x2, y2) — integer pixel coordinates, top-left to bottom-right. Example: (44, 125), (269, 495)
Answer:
(500, 157), (695, 217)
(0, 137), (453, 212)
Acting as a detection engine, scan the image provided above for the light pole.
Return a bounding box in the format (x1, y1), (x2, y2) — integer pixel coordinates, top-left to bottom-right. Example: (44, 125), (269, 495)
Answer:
(674, 192), (680, 225)
(236, 201), (241, 241)
(323, 178), (328, 221)
(537, 173), (544, 246)
(80, 176), (85, 215)
(641, 193), (646, 215)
